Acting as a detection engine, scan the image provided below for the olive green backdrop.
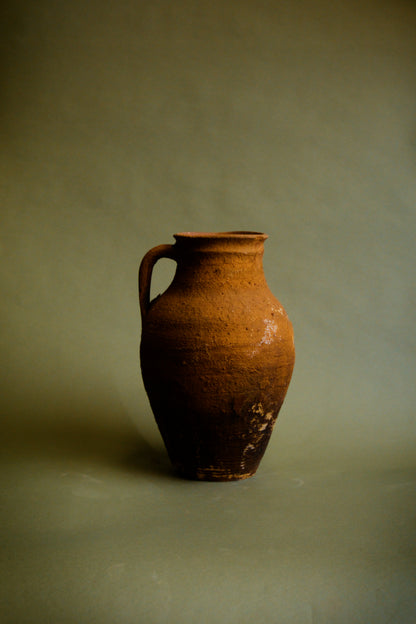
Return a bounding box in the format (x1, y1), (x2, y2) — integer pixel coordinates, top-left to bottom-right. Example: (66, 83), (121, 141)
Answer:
(1, 1), (415, 622)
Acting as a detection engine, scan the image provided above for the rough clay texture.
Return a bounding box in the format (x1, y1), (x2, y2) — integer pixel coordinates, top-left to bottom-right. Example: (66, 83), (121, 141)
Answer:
(139, 232), (295, 481)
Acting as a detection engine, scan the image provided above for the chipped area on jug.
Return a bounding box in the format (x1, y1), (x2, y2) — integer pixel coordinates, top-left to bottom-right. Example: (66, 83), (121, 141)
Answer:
(250, 404), (274, 436)
(251, 402), (274, 421)
(250, 319), (280, 356)
(251, 402), (264, 416)
(196, 467), (253, 481)
(240, 443), (256, 471)
(260, 319), (278, 345)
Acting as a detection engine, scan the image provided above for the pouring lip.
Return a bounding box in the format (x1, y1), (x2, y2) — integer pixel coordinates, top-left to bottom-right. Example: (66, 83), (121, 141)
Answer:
(174, 231), (268, 240)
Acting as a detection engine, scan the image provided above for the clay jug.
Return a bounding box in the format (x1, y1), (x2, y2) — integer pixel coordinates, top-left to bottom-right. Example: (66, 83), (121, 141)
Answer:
(139, 231), (295, 481)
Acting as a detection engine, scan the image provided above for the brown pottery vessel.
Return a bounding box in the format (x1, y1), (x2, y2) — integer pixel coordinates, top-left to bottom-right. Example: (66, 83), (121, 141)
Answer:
(139, 231), (295, 481)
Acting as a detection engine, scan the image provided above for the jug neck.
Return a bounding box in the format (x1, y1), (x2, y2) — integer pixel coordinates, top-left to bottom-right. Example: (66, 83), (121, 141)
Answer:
(171, 231), (268, 286)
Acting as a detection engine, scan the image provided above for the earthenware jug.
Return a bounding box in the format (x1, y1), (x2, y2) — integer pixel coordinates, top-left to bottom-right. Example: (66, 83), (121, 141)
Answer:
(139, 231), (295, 480)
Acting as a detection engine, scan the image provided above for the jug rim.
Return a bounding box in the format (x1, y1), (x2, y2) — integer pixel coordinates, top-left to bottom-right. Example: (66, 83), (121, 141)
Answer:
(174, 231), (268, 240)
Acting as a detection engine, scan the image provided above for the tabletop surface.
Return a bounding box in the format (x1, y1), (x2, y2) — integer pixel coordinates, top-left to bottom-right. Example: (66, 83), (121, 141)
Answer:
(2, 417), (415, 624)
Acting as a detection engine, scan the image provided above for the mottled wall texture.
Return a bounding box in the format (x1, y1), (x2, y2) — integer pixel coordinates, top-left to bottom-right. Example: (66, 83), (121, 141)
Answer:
(1, 0), (415, 465)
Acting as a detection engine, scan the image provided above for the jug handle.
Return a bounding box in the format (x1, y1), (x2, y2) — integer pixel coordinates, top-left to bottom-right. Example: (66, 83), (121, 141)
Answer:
(139, 244), (176, 320)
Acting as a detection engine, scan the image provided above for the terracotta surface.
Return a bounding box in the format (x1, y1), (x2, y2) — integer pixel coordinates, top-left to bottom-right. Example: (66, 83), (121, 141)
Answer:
(139, 232), (295, 481)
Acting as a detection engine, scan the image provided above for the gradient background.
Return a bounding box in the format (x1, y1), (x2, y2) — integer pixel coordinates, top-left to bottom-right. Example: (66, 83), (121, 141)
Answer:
(1, 1), (415, 622)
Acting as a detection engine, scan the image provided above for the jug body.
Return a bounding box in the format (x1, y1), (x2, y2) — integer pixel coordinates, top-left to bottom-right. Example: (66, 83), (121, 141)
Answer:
(139, 231), (295, 481)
